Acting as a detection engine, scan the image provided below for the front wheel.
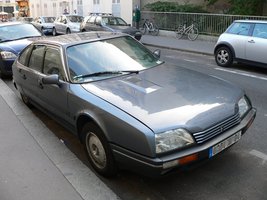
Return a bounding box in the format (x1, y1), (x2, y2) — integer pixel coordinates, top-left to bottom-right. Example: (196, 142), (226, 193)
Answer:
(66, 28), (71, 34)
(215, 46), (233, 67)
(188, 26), (199, 41)
(176, 25), (184, 39)
(82, 123), (117, 177)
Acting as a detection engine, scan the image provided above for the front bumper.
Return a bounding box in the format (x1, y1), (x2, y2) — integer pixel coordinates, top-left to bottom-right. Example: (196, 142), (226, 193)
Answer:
(0, 58), (14, 76)
(111, 108), (256, 177)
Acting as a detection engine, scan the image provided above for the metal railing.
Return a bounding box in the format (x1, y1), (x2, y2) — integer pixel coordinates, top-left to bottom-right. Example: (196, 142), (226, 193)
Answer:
(140, 11), (267, 36)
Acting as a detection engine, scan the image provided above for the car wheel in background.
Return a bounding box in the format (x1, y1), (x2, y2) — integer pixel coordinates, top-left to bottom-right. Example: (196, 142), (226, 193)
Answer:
(52, 27), (57, 36)
(215, 46), (233, 67)
(66, 28), (71, 34)
(20, 92), (33, 108)
(82, 122), (117, 177)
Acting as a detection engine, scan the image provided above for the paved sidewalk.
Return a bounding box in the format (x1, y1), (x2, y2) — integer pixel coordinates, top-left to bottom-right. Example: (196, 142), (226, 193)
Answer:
(141, 34), (217, 55)
(0, 79), (119, 200)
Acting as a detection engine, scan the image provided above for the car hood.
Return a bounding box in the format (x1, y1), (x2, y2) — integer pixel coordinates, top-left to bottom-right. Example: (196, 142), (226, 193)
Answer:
(107, 25), (140, 35)
(82, 64), (243, 133)
(0, 38), (35, 55)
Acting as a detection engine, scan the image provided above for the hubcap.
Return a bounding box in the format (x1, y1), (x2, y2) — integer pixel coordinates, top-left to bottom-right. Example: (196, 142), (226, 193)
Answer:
(86, 132), (106, 169)
(218, 50), (229, 64)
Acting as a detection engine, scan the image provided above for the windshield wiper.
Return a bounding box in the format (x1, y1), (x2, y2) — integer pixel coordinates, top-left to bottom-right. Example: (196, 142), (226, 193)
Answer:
(73, 70), (139, 80)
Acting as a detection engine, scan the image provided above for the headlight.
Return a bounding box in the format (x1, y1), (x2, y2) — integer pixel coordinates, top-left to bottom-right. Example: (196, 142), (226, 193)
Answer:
(155, 129), (195, 154)
(238, 96), (250, 118)
(0, 51), (17, 60)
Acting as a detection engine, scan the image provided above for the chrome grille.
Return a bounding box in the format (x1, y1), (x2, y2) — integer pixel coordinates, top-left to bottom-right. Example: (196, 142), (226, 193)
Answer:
(192, 113), (241, 144)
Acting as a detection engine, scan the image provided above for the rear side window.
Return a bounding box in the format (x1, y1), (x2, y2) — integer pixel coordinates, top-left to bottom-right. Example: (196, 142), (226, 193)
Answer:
(253, 23), (267, 39)
(28, 45), (45, 72)
(227, 22), (252, 36)
(18, 45), (32, 66)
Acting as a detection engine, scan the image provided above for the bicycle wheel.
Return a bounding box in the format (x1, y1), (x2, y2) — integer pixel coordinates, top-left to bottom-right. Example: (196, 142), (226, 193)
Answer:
(176, 25), (184, 39)
(151, 24), (159, 36)
(140, 24), (147, 35)
(188, 26), (199, 41)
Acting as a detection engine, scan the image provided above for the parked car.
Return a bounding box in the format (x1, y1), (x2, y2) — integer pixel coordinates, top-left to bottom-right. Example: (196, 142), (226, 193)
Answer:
(53, 14), (83, 35)
(214, 20), (267, 68)
(18, 17), (34, 23)
(0, 22), (43, 77)
(32, 16), (56, 35)
(80, 13), (142, 40)
(12, 32), (256, 177)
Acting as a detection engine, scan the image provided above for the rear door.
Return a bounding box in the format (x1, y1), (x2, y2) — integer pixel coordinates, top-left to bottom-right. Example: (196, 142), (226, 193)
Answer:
(246, 23), (267, 64)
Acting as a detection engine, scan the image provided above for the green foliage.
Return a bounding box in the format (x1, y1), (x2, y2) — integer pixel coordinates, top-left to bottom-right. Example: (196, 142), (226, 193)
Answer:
(205, 0), (264, 15)
(144, 1), (208, 13)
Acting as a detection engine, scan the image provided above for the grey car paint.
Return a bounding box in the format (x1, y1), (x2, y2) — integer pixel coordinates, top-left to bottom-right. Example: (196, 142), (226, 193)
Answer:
(12, 32), (256, 176)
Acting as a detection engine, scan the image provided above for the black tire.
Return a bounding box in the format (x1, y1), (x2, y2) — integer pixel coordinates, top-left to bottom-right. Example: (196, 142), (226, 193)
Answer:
(20, 92), (33, 108)
(52, 27), (57, 36)
(215, 46), (233, 67)
(82, 122), (117, 177)
(66, 28), (71, 34)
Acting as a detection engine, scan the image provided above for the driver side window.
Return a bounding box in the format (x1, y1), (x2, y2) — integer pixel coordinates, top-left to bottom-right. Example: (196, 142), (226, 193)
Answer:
(43, 47), (64, 80)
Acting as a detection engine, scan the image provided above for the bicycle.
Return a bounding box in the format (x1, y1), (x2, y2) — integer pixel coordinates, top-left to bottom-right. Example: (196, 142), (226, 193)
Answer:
(175, 21), (199, 41)
(140, 19), (159, 36)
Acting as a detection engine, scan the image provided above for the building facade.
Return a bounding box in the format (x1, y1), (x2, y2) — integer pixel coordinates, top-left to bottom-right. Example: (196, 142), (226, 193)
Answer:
(28, 0), (140, 25)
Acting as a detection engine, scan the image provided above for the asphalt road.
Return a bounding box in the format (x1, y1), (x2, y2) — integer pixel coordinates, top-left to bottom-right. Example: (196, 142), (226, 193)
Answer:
(4, 48), (267, 200)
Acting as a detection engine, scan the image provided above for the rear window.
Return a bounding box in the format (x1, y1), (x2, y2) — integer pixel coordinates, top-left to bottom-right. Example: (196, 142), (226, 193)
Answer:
(227, 22), (252, 36)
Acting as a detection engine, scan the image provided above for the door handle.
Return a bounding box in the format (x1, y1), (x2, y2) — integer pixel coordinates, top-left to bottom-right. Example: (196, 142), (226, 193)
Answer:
(248, 39), (255, 43)
(38, 78), (44, 89)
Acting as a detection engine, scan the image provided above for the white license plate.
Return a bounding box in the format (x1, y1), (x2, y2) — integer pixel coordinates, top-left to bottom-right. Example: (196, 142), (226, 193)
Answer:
(209, 131), (242, 158)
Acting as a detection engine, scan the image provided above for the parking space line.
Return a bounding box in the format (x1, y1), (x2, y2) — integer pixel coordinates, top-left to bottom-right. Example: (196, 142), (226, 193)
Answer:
(249, 149), (267, 164)
(215, 68), (267, 81)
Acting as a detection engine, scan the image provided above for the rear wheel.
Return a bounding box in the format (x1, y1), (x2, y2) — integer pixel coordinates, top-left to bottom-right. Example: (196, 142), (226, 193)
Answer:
(215, 46), (233, 67)
(82, 122), (117, 177)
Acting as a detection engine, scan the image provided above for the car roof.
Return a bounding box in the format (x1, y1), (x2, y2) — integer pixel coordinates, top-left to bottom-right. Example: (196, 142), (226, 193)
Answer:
(234, 19), (267, 24)
(0, 21), (26, 27)
(32, 31), (127, 46)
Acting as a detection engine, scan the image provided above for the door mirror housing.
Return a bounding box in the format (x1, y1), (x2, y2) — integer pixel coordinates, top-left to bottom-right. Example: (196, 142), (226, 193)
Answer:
(153, 49), (161, 58)
(42, 74), (60, 85)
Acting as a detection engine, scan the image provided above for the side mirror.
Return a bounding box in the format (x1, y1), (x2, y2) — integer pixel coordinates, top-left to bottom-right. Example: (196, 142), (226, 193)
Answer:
(42, 74), (60, 85)
(153, 49), (161, 58)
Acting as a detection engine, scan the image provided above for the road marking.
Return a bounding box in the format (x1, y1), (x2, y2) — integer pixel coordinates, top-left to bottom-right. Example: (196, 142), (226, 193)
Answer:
(184, 59), (197, 63)
(249, 149), (267, 164)
(215, 68), (267, 81)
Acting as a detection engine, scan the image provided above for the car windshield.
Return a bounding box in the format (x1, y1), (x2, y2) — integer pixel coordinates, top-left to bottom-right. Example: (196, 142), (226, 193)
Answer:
(0, 23), (42, 42)
(102, 17), (127, 26)
(67, 36), (163, 83)
(67, 16), (83, 23)
(43, 17), (55, 23)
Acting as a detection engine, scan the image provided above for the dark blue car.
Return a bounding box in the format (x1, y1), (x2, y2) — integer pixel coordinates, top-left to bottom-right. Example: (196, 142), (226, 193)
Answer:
(0, 22), (42, 77)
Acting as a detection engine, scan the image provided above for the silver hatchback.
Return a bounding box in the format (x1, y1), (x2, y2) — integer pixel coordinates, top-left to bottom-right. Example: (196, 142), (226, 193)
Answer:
(214, 20), (267, 68)
(53, 14), (83, 35)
